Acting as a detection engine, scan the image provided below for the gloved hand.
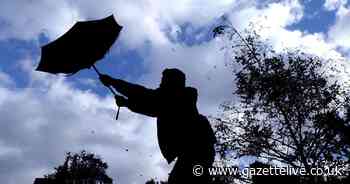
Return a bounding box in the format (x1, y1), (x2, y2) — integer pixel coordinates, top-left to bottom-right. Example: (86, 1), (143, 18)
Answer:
(99, 74), (114, 86)
(115, 95), (128, 107)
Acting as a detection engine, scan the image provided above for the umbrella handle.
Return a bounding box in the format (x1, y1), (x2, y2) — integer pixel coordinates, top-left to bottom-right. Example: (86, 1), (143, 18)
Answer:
(92, 64), (120, 120)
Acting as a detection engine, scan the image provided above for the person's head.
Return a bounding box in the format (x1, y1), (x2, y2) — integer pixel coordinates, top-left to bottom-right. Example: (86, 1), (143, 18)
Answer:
(185, 87), (198, 107)
(160, 68), (186, 89)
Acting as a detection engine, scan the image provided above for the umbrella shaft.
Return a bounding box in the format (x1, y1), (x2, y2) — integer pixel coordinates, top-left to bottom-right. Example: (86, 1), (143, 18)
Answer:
(92, 64), (119, 120)
(107, 86), (117, 96)
(92, 65), (101, 75)
(92, 65), (117, 96)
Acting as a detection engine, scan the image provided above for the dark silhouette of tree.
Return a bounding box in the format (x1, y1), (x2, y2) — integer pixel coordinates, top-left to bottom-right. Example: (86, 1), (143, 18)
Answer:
(213, 25), (350, 184)
(211, 175), (237, 184)
(250, 161), (299, 184)
(44, 150), (112, 184)
(145, 178), (168, 184)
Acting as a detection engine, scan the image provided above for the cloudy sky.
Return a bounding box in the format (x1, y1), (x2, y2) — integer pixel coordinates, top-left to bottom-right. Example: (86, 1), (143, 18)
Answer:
(1, 0), (350, 183)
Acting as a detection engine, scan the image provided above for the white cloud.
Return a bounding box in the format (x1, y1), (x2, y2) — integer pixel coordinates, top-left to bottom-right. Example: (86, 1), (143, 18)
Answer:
(224, 0), (302, 31)
(328, 5), (350, 49)
(221, 0), (346, 62)
(323, 0), (350, 53)
(324, 0), (347, 11)
(77, 0), (240, 49)
(0, 70), (14, 87)
(138, 39), (234, 115)
(0, 0), (239, 48)
(0, 0), (80, 41)
(226, 0), (350, 90)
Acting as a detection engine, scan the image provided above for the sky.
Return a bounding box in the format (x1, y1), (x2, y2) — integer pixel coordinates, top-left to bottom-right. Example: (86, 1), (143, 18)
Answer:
(1, 0), (350, 183)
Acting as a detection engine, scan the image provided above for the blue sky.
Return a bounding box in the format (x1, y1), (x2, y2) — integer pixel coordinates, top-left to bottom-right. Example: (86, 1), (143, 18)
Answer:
(288, 0), (336, 33)
(1, 0), (350, 184)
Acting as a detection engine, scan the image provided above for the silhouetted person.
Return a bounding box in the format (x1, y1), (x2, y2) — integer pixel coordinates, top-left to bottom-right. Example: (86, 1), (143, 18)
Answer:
(100, 68), (216, 184)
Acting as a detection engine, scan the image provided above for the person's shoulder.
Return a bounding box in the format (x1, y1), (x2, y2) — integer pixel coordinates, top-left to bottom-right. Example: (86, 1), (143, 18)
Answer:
(185, 86), (197, 92)
(185, 87), (198, 96)
(198, 113), (208, 121)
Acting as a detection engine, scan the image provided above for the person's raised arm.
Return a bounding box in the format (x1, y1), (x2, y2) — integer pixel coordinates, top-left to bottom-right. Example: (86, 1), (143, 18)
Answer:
(100, 74), (158, 117)
(100, 74), (147, 98)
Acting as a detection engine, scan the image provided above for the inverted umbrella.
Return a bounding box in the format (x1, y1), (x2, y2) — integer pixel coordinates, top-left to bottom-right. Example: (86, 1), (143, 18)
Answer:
(36, 15), (123, 119)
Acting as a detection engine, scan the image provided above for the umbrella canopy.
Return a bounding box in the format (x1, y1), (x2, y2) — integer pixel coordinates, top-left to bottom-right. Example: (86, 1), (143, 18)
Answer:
(36, 15), (122, 74)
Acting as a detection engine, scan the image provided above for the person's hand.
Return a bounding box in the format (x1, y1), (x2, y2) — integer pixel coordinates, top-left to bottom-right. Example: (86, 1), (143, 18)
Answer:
(99, 74), (113, 86)
(115, 95), (128, 107)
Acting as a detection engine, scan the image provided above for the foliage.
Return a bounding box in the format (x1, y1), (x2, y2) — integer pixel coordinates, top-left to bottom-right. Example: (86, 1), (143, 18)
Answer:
(213, 25), (350, 183)
(145, 178), (168, 184)
(45, 150), (112, 183)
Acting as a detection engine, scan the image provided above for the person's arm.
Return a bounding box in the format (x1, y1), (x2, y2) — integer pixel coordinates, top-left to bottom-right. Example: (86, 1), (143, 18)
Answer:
(100, 74), (147, 98)
(100, 74), (158, 117)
